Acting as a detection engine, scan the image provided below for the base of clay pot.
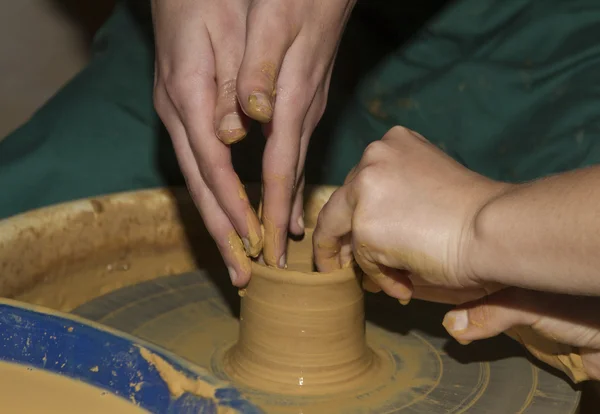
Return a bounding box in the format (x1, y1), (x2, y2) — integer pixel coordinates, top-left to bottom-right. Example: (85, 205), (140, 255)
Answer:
(204, 321), (435, 412)
(222, 344), (388, 396)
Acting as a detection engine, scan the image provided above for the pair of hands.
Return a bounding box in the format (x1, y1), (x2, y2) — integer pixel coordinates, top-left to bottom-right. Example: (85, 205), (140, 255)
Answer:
(150, 0), (600, 382)
(151, 0), (354, 284)
(313, 126), (600, 381)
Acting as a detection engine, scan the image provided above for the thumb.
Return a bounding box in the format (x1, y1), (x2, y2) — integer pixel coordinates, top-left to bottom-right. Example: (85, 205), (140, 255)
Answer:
(442, 288), (600, 382)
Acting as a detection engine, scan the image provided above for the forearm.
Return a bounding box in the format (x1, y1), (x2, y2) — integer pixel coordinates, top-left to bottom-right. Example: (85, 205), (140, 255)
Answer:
(470, 166), (600, 295)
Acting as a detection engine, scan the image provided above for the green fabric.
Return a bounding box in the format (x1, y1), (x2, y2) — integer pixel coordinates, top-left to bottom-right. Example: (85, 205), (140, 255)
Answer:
(0, 1), (179, 219)
(326, 0), (600, 183)
(2, 0), (600, 219)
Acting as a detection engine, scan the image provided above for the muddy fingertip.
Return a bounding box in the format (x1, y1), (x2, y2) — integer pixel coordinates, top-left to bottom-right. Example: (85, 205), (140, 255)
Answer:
(216, 112), (247, 144)
(246, 92), (273, 123)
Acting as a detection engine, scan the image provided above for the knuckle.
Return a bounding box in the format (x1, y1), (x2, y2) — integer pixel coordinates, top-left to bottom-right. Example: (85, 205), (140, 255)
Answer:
(163, 69), (210, 111)
(353, 214), (379, 245)
(386, 125), (429, 145)
(387, 125), (411, 137)
(274, 81), (308, 107)
(163, 74), (190, 105)
(353, 165), (381, 192)
(219, 78), (237, 99)
(249, 1), (293, 33)
(361, 141), (388, 163)
(218, 78), (238, 108)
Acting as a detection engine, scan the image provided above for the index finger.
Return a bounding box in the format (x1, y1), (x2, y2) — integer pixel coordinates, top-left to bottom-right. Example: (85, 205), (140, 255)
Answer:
(259, 59), (314, 268)
(313, 183), (356, 272)
(177, 76), (263, 257)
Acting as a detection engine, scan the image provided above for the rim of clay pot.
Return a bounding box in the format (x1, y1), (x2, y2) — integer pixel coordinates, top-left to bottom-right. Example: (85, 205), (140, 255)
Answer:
(250, 226), (357, 285)
(250, 261), (357, 286)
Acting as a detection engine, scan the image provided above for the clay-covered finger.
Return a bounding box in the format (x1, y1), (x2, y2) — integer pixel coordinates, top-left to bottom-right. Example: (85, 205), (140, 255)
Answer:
(154, 94), (252, 285)
(198, 189), (253, 287)
(237, 1), (297, 123)
(260, 136), (300, 266)
(171, 67), (262, 257)
(259, 79), (315, 267)
(354, 252), (414, 303)
(313, 184), (355, 271)
(153, 14), (261, 255)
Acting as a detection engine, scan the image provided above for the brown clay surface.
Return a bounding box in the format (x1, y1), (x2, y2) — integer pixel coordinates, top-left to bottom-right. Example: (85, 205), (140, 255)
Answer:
(0, 360), (148, 413)
(0, 187), (582, 413)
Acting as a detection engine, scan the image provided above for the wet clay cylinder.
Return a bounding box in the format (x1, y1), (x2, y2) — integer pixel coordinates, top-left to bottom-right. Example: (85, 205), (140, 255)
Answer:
(224, 230), (380, 395)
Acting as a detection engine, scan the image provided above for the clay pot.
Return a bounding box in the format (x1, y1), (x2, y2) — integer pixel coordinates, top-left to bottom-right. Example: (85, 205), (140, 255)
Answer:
(224, 230), (376, 395)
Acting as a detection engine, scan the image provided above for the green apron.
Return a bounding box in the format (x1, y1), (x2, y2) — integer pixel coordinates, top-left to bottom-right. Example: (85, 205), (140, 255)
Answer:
(2, 0), (600, 219)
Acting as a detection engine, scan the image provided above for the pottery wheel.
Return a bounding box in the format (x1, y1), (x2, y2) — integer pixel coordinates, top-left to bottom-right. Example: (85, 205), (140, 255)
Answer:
(72, 268), (579, 413)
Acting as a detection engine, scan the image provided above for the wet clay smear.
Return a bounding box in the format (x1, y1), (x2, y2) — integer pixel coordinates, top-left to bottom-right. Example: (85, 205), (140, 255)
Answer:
(0, 360), (148, 413)
(137, 346), (238, 414)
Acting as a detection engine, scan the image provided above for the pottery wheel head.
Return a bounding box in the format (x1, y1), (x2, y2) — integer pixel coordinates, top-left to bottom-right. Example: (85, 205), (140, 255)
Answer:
(73, 268), (580, 414)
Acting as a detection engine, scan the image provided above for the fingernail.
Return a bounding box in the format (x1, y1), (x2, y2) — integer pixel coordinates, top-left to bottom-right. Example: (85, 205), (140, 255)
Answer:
(279, 254), (286, 269)
(443, 310), (469, 333)
(399, 298), (411, 306)
(297, 215), (304, 230)
(242, 237), (252, 254)
(227, 266), (238, 284)
(247, 92), (273, 123)
(217, 113), (246, 144)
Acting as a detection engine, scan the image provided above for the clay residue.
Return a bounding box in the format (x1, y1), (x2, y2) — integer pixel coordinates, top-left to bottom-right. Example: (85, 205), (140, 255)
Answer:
(261, 215), (282, 267)
(260, 61), (277, 84)
(137, 346), (218, 399)
(0, 360), (148, 413)
(507, 327), (589, 383)
(227, 232), (251, 274)
(237, 179), (248, 202)
(244, 210), (262, 258)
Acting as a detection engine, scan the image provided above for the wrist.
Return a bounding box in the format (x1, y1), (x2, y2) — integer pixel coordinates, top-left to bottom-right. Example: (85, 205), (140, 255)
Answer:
(463, 181), (519, 285)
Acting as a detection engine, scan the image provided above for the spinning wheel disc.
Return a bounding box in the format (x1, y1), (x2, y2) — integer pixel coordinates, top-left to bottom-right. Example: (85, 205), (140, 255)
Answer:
(73, 269), (579, 413)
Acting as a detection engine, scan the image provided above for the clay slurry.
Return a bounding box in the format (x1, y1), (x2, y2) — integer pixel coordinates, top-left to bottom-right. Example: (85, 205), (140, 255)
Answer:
(0, 360), (148, 413)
